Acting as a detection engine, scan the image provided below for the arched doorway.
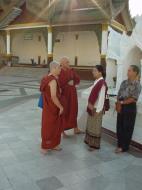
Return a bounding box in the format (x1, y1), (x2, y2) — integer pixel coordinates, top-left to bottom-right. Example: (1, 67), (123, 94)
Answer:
(106, 58), (117, 88)
(123, 46), (142, 80)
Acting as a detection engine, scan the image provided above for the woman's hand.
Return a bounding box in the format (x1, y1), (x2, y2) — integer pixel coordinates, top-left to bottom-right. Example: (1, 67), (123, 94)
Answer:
(88, 103), (94, 110)
(87, 103), (97, 116)
(94, 111), (101, 115)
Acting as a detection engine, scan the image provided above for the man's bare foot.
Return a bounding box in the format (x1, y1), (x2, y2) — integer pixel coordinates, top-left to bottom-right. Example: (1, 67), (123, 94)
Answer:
(74, 128), (85, 135)
(115, 148), (123, 154)
(40, 148), (48, 155)
(52, 146), (62, 151)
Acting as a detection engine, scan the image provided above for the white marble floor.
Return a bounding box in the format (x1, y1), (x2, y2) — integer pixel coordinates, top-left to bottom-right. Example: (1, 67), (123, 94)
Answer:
(0, 74), (142, 190)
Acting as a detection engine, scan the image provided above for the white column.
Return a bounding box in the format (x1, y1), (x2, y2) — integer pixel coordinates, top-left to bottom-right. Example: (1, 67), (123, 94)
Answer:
(101, 24), (108, 56)
(116, 59), (123, 93)
(47, 26), (53, 63)
(6, 30), (11, 55)
(140, 60), (142, 85)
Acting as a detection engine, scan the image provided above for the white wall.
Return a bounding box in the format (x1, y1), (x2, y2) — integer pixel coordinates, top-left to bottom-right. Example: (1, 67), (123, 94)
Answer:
(54, 31), (100, 66)
(53, 32), (75, 65)
(107, 27), (121, 59)
(11, 29), (47, 64)
(106, 59), (117, 88)
(77, 31), (100, 66)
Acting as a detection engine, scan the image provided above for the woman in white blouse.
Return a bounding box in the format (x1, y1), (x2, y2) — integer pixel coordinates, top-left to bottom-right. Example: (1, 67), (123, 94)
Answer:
(84, 65), (107, 151)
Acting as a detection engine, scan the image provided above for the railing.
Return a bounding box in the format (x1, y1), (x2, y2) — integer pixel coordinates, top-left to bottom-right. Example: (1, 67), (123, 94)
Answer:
(0, 0), (25, 29)
(0, 7), (22, 28)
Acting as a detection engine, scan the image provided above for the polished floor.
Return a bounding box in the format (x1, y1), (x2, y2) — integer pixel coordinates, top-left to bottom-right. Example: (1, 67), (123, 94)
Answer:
(0, 73), (142, 190)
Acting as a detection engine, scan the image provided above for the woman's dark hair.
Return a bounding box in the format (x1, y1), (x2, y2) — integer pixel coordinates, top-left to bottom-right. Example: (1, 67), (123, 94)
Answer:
(94, 65), (106, 79)
(130, 65), (140, 75)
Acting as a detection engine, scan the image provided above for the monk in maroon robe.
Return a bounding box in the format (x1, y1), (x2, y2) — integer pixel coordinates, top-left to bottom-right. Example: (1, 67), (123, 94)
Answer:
(40, 61), (64, 154)
(59, 57), (83, 136)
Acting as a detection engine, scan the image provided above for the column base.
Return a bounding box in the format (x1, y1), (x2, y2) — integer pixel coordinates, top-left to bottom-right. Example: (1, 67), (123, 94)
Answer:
(47, 54), (53, 66)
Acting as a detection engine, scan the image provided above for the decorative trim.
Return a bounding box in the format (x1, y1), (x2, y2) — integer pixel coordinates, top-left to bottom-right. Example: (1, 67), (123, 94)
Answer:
(102, 23), (108, 31)
(111, 20), (126, 32)
(3, 22), (49, 30)
(48, 53), (53, 58)
(6, 30), (10, 35)
(2, 21), (125, 33)
(5, 54), (12, 57)
(6, 54), (12, 56)
(101, 54), (106, 59)
(48, 26), (52, 33)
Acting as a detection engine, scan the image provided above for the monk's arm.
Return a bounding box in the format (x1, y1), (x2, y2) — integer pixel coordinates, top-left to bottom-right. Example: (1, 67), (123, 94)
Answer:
(72, 70), (80, 85)
(59, 73), (69, 88)
(68, 70), (80, 86)
(49, 80), (63, 110)
(59, 77), (66, 88)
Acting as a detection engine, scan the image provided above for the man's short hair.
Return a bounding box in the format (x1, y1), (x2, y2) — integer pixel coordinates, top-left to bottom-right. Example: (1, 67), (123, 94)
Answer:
(130, 65), (140, 75)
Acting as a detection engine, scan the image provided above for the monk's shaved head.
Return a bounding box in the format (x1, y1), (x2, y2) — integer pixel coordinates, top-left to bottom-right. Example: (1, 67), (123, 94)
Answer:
(49, 61), (61, 76)
(49, 61), (60, 71)
(60, 56), (69, 63)
(60, 56), (70, 68)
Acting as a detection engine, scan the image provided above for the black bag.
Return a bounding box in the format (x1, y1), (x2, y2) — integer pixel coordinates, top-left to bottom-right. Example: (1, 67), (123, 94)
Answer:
(104, 95), (110, 111)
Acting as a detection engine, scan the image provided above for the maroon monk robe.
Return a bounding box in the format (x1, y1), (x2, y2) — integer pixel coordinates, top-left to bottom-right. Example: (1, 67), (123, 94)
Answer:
(59, 68), (80, 130)
(40, 75), (62, 149)
(87, 79), (107, 116)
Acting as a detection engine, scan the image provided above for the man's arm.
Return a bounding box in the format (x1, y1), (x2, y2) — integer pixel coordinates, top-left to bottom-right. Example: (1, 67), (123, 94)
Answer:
(120, 98), (136, 105)
(49, 80), (63, 115)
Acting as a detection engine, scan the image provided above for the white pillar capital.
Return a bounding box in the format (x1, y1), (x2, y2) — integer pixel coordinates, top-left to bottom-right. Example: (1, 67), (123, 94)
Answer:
(47, 26), (53, 63)
(48, 26), (52, 33)
(101, 24), (108, 56)
(6, 30), (11, 55)
(6, 30), (10, 35)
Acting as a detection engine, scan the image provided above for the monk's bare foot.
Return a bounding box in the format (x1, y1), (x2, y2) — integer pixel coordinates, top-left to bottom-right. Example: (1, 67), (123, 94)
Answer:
(115, 148), (123, 154)
(40, 149), (48, 155)
(88, 147), (95, 152)
(74, 128), (85, 135)
(53, 146), (62, 151)
(63, 132), (69, 138)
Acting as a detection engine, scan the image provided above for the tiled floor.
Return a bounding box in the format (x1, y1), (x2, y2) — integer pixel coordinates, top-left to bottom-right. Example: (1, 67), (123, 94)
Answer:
(0, 74), (142, 190)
